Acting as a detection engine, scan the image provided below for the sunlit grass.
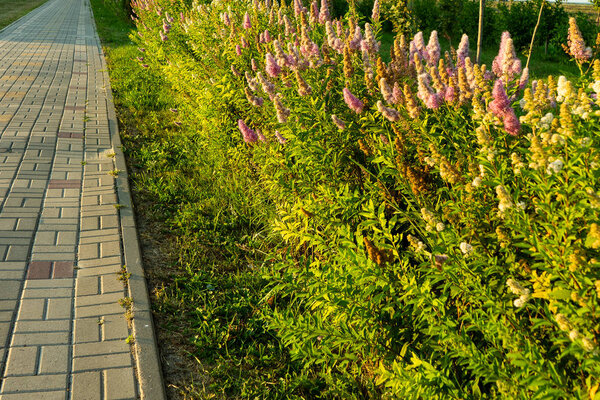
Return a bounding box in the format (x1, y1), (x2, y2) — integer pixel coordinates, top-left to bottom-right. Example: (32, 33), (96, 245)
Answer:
(89, 0), (312, 398)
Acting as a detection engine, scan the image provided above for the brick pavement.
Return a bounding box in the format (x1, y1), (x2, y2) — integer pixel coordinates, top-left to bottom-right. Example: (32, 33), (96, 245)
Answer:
(0, 0), (164, 398)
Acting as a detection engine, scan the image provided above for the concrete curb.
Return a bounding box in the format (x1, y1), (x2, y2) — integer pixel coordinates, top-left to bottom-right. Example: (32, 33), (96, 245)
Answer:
(89, 3), (167, 399)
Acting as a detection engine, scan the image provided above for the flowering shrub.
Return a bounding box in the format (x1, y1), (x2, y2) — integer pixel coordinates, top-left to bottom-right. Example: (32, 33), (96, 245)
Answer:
(131, 0), (600, 397)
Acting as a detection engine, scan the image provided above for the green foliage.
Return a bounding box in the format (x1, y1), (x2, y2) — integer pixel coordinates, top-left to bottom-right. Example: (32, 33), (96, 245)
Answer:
(411, 0), (597, 67)
(126, 0), (600, 398)
(90, 0), (318, 397)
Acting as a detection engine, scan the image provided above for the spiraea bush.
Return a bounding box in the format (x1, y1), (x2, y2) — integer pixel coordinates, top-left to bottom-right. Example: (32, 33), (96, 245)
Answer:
(130, 0), (600, 397)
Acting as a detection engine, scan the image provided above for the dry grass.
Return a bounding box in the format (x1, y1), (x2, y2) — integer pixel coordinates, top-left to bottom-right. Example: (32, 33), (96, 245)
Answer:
(0, 0), (48, 30)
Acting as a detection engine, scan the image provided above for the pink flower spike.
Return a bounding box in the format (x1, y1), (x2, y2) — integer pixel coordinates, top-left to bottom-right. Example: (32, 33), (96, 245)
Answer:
(489, 79), (510, 117)
(349, 26), (363, 50)
(238, 120), (258, 143)
(492, 32), (510, 75)
(293, 0), (305, 17)
(417, 73), (440, 109)
(310, 1), (319, 21)
(319, 0), (330, 23)
(412, 31), (427, 60)
(343, 88), (364, 113)
(236, 45), (242, 56)
(503, 108), (521, 136)
(376, 101), (400, 121)
(567, 17), (592, 63)
(360, 23), (380, 53)
(331, 114), (346, 130)
(222, 12), (230, 26)
(265, 53), (282, 77)
(444, 86), (456, 103)
(243, 12), (252, 29)
(426, 31), (441, 66)
(392, 82), (403, 104)
(372, 0), (380, 21)
(519, 67), (529, 89)
(456, 34), (469, 67)
(256, 129), (267, 142)
(275, 130), (287, 144)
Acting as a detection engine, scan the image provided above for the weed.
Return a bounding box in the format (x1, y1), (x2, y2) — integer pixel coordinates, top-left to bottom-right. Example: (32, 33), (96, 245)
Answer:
(118, 297), (134, 321)
(117, 265), (131, 285)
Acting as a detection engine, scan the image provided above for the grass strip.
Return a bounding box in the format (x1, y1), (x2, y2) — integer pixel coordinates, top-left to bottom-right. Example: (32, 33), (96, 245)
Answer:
(0, 0), (49, 30)
(88, 0), (318, 398)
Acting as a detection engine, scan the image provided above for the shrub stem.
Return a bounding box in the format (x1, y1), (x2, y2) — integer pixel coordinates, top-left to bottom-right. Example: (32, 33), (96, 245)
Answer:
(526, 1), (545, 70)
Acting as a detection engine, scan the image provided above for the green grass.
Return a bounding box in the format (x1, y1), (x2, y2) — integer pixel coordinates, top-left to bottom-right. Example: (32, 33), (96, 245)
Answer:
(0, 0), (48, 30)
(88, 0), (316, 398)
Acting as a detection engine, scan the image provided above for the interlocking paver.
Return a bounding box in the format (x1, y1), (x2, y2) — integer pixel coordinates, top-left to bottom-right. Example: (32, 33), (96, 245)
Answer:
(0, 0), (164, 397)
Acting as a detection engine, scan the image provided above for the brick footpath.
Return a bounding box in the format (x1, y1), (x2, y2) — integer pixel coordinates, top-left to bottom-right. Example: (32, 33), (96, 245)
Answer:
(0, 0), (164, 398)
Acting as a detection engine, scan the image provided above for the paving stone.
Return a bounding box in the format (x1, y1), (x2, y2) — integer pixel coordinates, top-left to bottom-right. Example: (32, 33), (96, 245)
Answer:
(52, 262), (74, 278)
(17, 298), (45, 320)
(14, 319), (70, 333)
(73, 351), (133, 372)
(75, 302), (124, 319)
(71, 371), (101, 400)
(1, 374), (67, 393)
(4, 346), (38, 376)
(101, 274), (125, 295)
(76, 292), (124, 308)
(104, 367), (137, 400)
(101, 314), (129, 341)
(0, 280), (21, 300)
(74, 317), (101, 343)
(39, 345), (69, 374)
(0, 391), (66, 400)
(5, 246), (30, 261)
(11, 331), (70, 346)
(76, 276), (100, 296)
(46, 297), (72, 319)
(100, 242), (120, 258)
(0, 300), (17, 311)
(26, 262), (52, 280)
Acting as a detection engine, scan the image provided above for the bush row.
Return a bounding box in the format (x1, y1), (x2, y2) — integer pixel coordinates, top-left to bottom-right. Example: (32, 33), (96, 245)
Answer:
(130, 0), (600, 397)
